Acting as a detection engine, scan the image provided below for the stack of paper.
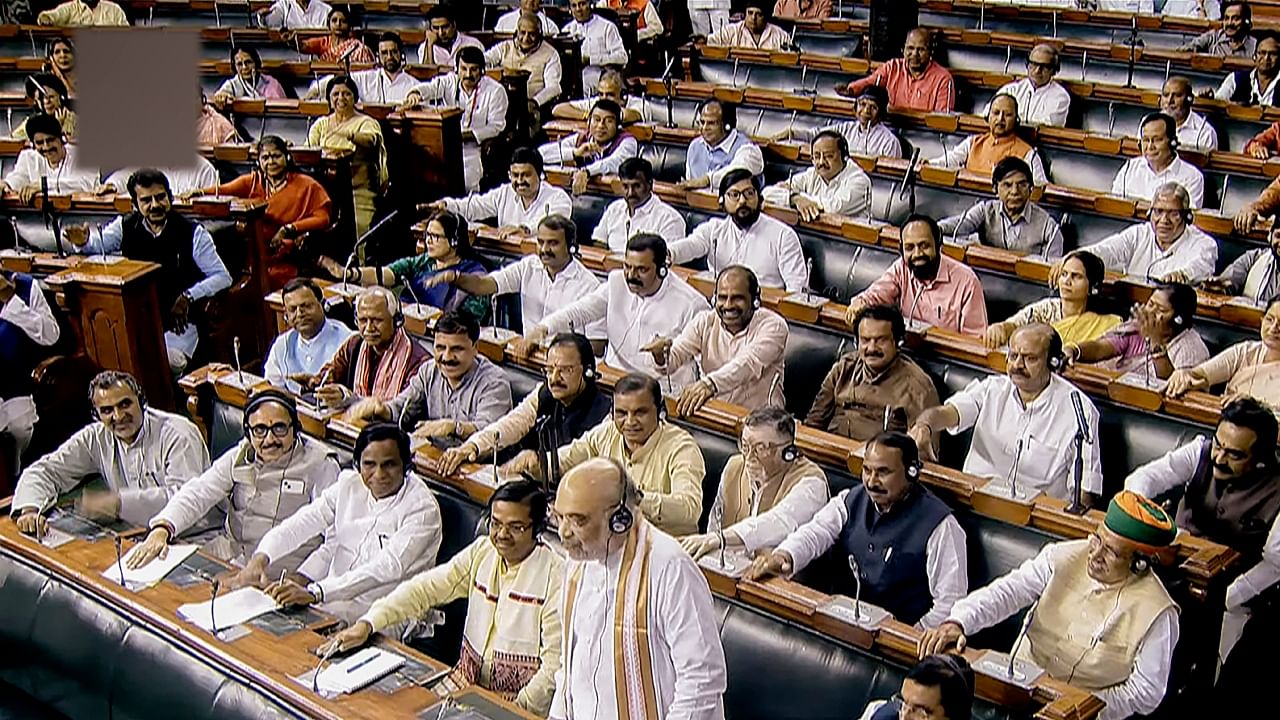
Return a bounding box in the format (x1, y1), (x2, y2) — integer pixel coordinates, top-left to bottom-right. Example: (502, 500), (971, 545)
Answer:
(314, 647), (405, 695)
(101, 544), (198, 589)
(178, 587), (279, 632)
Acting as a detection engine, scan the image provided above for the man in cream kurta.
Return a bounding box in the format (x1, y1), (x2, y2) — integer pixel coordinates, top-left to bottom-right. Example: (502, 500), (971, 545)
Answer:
(551, 458), (727, 720)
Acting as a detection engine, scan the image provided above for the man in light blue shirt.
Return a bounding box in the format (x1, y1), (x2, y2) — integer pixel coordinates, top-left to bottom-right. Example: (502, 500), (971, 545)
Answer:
(264, 277), (353, 393)
(677, 98), (765, 192)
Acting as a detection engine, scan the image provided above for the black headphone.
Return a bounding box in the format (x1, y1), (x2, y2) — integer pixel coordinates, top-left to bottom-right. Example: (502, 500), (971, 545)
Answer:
(906, 457), (922, 479)
(657, 263), (668, 278)
(609, 472), (635, 534)
(242, 388), (301, 436)
(780, 442), (799, 463)
(88, 371), (148, 419)
(365, 287), (404, 327)
(1131, 553), (1151, 574)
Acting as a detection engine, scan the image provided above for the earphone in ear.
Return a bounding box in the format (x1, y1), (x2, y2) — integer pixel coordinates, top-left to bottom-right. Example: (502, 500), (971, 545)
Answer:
(1131, 554), (1150, 574)
(780, 443), (799, 463)
(752, 297), (761, 309)
(906, 460), (921, 479)
(608, 479), (634, 534)
(724, 122), (731, 132)
(582, 366), (596, 380)
(657, 264), (668, 278)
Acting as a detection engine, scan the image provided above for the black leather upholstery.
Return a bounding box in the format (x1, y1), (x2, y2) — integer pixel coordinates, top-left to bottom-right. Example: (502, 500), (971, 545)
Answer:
(412, 480), (488, 666)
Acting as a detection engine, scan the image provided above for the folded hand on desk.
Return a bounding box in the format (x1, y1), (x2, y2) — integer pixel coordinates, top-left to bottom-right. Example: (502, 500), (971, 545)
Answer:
(435, 443), (479, 477)
(745, 550), (793, 582)
(15, 509), (47, 539)
(266, 578), (317, 607)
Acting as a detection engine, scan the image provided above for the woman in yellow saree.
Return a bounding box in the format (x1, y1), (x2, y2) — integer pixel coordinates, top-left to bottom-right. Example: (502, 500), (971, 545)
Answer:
(984, 249), (1121, 348)
(308, 75), (387, 237)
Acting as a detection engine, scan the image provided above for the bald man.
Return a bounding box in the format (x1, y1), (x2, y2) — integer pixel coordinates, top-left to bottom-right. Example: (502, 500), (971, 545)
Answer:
(549, 458), (727, 720)
(992, 44), (1070, 127)
(839, 28), (955, 112)
(1161, 76), (1219, 152)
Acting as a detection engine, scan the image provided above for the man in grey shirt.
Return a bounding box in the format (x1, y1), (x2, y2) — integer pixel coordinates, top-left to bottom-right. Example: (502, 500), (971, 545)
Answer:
(1178, 1), (1256, 58)
(1201, 220), (1280, 303)
(938, 156), (1064, 258)
(351, 311), (512, 445)
(12, 371), (211, 537)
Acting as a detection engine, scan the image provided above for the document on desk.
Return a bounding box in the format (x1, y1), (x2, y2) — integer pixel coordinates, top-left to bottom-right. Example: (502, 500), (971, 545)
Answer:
(177, 587), (279, 631)
(314, 647), (405, 695)
(101, 544), (199, 589)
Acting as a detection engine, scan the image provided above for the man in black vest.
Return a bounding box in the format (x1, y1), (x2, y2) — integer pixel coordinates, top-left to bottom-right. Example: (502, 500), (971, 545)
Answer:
(434, 332), (610, 477)
(745, 430), (968, 629)
(1214, 33), (1280, 106)
(1124, 395), (1280, 668)
(66, 168), (231, 374)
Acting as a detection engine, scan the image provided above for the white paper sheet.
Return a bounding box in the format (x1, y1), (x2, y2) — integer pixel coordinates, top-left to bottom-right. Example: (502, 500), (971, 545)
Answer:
(101, 544), (199, 589)
(178, 587), (280, 632)
(314, 647), (405, 695)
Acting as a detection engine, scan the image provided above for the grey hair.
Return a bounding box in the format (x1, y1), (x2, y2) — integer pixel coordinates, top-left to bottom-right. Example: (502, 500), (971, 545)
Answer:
(1153, 182), (1191, 210)
(87, 370), (145, 407)
(356, 286), (400, 317)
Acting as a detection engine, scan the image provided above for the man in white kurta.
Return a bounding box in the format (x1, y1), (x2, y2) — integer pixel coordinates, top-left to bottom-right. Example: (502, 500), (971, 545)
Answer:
(763, 130), (872, 219)
(435, 148), (573, 236)
(705, 2), (789, 50)
(592, 157), (687, 252)
(523, 235), (710, 392)
(403, 48), (509, 192)
(550, 458), (727, 720)
(563, 0), (629, 91)
(671, 170), (809, 292)
(496, 0), (560, 36)
(991, 44), (1071, 127)
(234, 424), (442, 622)
(308, 34), (418, 105)
(1083, 183), (1218, 283)
(257, 0), (330, 29)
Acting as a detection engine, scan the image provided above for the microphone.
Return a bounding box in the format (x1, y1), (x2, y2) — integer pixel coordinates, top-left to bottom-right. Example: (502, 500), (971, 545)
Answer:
(112, 534), (127, 588)
(661, 53), (677, 129)
(492, 439), (499, 486)
(1066, 392), (1091, 515)
(397, 392), (412, 432)
(42, 175), (65, 258)
(896, 147), (921, 211)
(233, 336), (244, 386)
(1006, 438), (1023, 499)
(767, 371), (782, 408)
(1070, 392), (1091, 441)
(1006, 601), (1039, 679)
(846, 554), (863, 624)
(342, 209), (400, 291)
(24, 76), (48, 101)
(843, 246), (863, 302)
(804, 257), (815, 302)
(312, 640), (339, 696)
(905, 283), (926, 329)
(209, 577), (221, 636)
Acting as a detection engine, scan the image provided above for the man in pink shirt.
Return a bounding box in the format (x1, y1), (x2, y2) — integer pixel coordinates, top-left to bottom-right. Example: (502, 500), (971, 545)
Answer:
(837, 28), (956, 112)
(773, 0), (831, 19)
(641, 265), (789, 415)
(845, 214), (988, 335)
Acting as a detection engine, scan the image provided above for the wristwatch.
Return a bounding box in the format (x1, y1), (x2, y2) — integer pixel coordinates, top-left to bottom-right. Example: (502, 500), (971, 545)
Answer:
(305, 582), (324, 603)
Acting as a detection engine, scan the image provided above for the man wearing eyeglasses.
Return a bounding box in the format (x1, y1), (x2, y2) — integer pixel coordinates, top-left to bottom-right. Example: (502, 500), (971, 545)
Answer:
(746, 431), (967, 630)
(126, 389), (341, 573)
(13, 371), (211, 539)
(670, 170), (808, 293)
(264, 277), (354, 394)
(319, 478), (564, 715)
(991, 44), (1070, 128)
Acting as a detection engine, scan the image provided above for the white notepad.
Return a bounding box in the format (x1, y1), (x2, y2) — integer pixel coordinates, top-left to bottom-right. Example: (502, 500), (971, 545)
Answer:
(101, 544), (199, 589)
(314, 647), (405, 695)
(178, 587), (279, 632)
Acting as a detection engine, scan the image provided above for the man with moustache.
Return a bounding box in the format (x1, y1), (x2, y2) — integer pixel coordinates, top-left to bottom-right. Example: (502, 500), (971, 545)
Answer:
(591, 157), (686, 253)
(1124, 396), (1280, 668)
(677, 99), (765, 192)
(1161, 75), (1219, 153)
(640, 265), (789, 415)
(306, 32), (417, 104)
(706, 0), (788, 50)
(264, 278), (354, 394)
(1110, 112), (1205, 208)
(524, 373), (706, 537)
(919, 491), (1180, 720)
(670, 169), (808, 292)
(938, 157), (1064, 257)
(485, 12), (563, 112)
(13, 371), (210, 537)
(680, 407), (828, 561)
(538, 99), (638, 195)
(806, 304), (939, 441)
(991, 44), (1070, 128)
(1215, 32), (1280, 106)
(747, 431), (968, 629)
(1203, 218), (1280, 302)
(320, 479), (563, 715)
(763, 130), (872, 219)
(909, 323), (1103, 503)
(231, 423), (442, 623)
(1180, 0), (1256, 57)
(519, 234), (709, 393)
(847, 214), (988, 335)
(930, 94), (1047, 184)
(1073, 183), (1217, 284)
(401, 47), (508, 192)
(126, 390), (341, 572)
(430, 215), (606, 345)
(776, 86), (902, 159)
(548, 458), (727, 720)
(428, 148), (573, 239)
(1, 113), (98, 251)
(418, 6), (483, 67)
(562, 0), (628, 91)
(552, 69), (644, 124)
(315, 287), (430, 408)
(65, 168), (232, 374)
(436, 333), (611, 477)
(349, 312), (512, 443)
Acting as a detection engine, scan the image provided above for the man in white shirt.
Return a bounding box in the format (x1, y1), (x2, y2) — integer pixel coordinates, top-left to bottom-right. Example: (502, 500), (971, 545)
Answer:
(919, 491), (1181, 720)
(1122, 396), (1280, 668)
(552, 68), (645, 124)
(678, 99), (766, 191)
(0, 112), (97, 206)
(126, 389), (342, 572)
(519, 233), (710, 392)
(589, 159), (683, 253)
(13, 371), (210, 536)
(0, 268), (58, 473)
(1162, 75), (1219, 152)
(264, 278), (354, 394)
(563, 0), (629, 90)
(780, 85), (902, 159)
(495, 0), (560, 36)
(992, 44), (1071, 127)
(1075, 182), (1218, 283)
(539, 99), (639, 194)
(307, 32), (417, 105)
(671, 169), (809, 292)
(909, 323), (1104, 503)
(429, 147), (574, 238)
(642, 265), (789, 415)
(257, 0), (330, 29)
(231, 423), (442, 623)
(1215, 34), (1280, 106)
(763, 130), (872, 219)
(402, 47), (509, 191)
(706, 0), (790, 50)
(99, 156), (217, 199)
(680, 407), (827, 561)
(748, 431), (968, 630)
(548, 457), (728, 720)
(430, 214), (607, 341)
(1111, 112), (1206, 208)
(420, 5), (484, 66)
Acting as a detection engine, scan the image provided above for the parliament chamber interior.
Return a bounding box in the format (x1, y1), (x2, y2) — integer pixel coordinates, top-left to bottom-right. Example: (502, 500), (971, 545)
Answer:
(1, 0), (1278, 718)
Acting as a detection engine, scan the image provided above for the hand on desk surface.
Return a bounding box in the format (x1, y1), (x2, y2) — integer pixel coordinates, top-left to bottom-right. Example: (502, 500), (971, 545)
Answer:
(266, 578), (316, 607)
(917, 621), (967, 659)
(317, 620), (373, 657)
(126, 527), (172, 569)
(15, 509), (47, 539)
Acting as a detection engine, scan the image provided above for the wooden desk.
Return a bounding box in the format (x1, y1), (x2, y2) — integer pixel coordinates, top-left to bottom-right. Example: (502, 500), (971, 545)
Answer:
(0, 515), (536, 720)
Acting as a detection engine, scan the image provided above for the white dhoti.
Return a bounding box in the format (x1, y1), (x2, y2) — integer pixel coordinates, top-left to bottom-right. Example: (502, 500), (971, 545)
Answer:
(463, 142), (483, 192)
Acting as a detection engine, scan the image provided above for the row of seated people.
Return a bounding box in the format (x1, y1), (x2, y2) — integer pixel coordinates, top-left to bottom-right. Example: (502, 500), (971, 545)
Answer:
(6, 320), (1265, 720)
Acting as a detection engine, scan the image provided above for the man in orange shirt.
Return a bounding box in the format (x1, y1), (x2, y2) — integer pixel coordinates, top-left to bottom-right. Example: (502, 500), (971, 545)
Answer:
(837, 28), (955, 112)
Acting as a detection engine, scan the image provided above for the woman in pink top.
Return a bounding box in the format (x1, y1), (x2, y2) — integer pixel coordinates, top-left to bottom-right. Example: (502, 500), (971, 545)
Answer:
(1166, 297), (1280, 409)
(211, 46), (287, 110)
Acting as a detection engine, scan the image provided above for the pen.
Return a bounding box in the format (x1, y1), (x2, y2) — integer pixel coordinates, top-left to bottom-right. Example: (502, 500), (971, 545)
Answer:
(344, 652), (379, 674)
(278, 569), (286, 586)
